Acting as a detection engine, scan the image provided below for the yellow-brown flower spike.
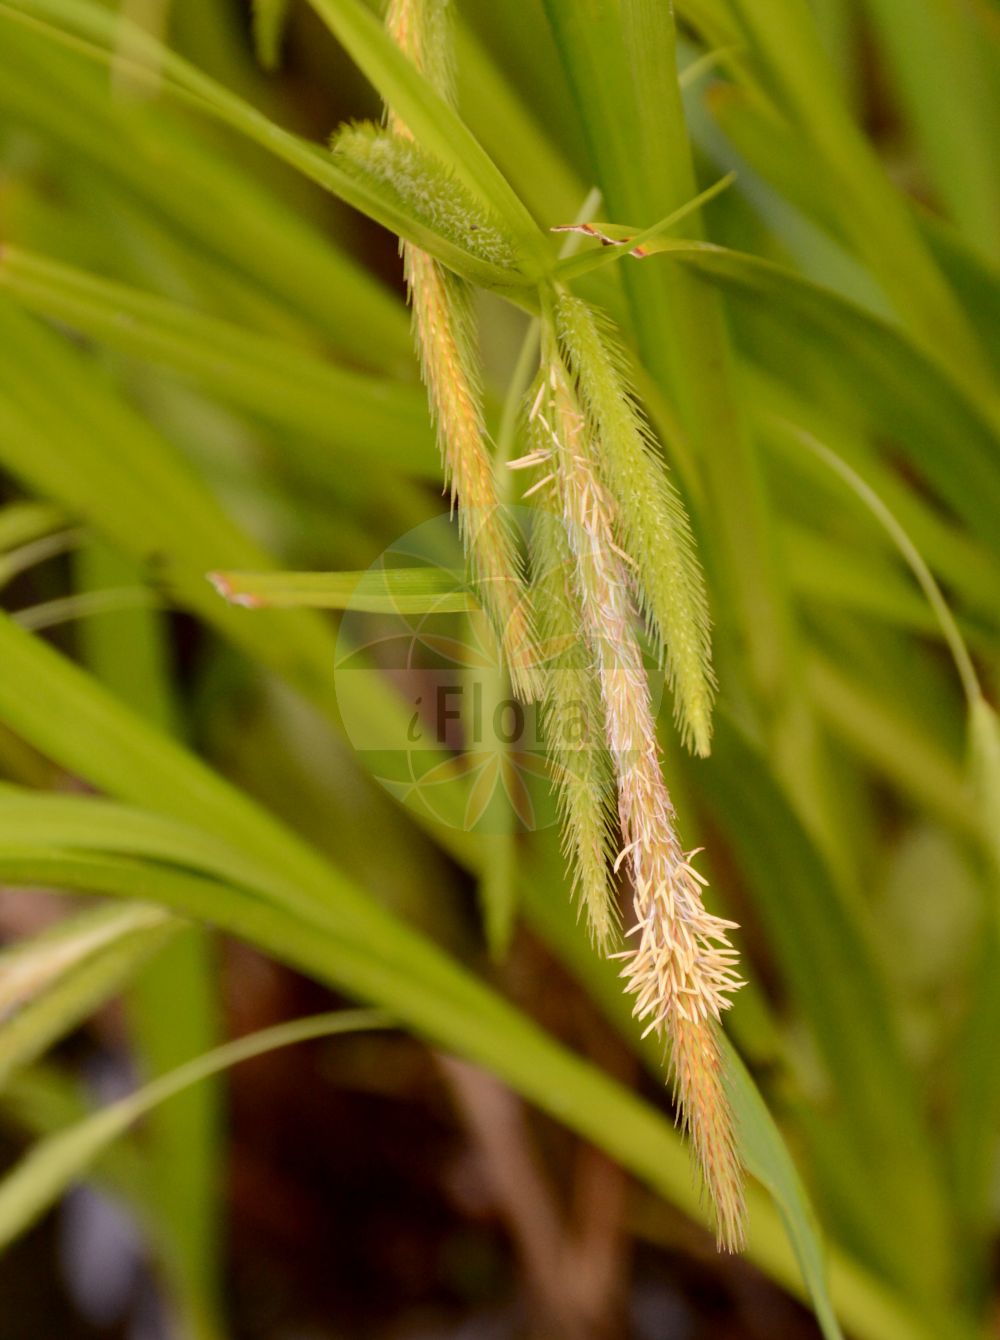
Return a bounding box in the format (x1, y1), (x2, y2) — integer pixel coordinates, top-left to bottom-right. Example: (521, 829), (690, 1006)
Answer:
(527, 340), (746, 1250)
(671, 1015), (746, 1252)
(384, 0), (540, 701)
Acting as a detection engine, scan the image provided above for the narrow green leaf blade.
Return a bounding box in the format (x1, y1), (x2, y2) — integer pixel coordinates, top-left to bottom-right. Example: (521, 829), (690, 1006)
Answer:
(252, 0), (292, 69)
(694, 717), (954, 1300)
(0, 501), (66, 553)
(0, 918), (179, 1089)
(208, 567), (473, 612)
(0, 1), (533, 290)
(0, 902), (170, 1018)
(725, 0), (989, 383)
(0, 10), (412, 363)
(652, 241), (1000, 553)
(723, 1041), (844, 1340)
(970, 698), (1000, 878)
(857, 0), (1000, 259)
(0, 1009), (388, 1252)
(0, 247), (438, 478)
(75, 537), (223, 1340)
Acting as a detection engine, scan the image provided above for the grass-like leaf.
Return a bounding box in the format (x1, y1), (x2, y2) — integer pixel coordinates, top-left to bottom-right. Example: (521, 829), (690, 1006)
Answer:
(0, 901), (170, 1017)
(0, 914), (179, 1089)
(0, 501), (66, 553)
(0, 1009), (389, 1252)
(651, 241), (1000, 552)
(252, 0), (292, 70)
(0, 247), (438, 478)
(724, 0), (989, 386)
(0, 0), (537, 291)
(209, 567), (473, 612)
(0, 14), (412, 361)
(695, 720), (955, 1302)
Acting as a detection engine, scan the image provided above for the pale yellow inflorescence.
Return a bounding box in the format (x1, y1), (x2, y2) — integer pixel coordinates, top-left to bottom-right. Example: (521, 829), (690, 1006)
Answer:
(528, 352), (747, 1250)
(385, 0), (539, 701)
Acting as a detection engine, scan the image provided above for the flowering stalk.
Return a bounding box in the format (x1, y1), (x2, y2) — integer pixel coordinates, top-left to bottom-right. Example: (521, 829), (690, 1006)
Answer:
(384, 0), (539, 701)
(555, 292), (716, 756)
(526, 322), (746, 1249)
(382, 0), (741, 1245)
(527, 501), (618, 948)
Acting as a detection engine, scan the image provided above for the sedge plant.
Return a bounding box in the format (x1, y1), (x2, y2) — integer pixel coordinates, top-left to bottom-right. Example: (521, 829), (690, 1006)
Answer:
(0, 0), (997, 1337)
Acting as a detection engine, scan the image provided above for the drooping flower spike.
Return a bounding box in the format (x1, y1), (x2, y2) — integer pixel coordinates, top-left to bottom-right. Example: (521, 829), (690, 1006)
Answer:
(381, 0), (745, 1250)
(519, 315), (745, 1249)
(381, 0), (540, 701)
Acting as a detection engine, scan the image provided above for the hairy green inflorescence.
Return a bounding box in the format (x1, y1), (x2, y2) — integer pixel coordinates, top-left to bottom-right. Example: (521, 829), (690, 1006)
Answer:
(331, 124), (520, 270)
(528, 496), (618, 949)
(555, 291), (716, 756)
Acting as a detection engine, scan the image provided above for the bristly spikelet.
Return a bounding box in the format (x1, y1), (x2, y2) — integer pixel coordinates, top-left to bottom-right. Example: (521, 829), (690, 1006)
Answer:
(528, 491), (618, 948)
(385, 0), (454, 104)
(555, 292), (716, 756)
(382, 0), (540, 700)
(331, 125), (520, 269)
(407, 247), (538, 697)
(528, 338), (746, 1249)
(671, 1016), (746, 1251)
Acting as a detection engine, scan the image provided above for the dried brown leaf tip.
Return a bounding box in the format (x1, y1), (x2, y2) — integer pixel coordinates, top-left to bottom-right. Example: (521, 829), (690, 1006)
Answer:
(550, 221), (650, 257)
(520, 326), (746, 1250)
